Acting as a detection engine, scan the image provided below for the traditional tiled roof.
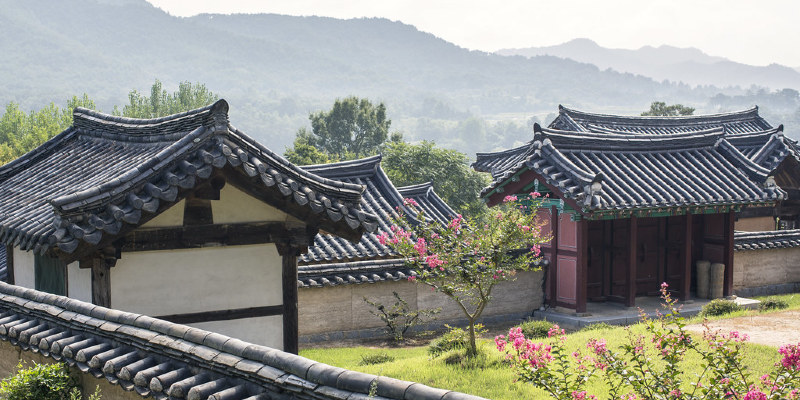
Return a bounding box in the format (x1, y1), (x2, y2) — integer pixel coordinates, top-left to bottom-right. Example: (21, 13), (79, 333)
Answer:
(725, 126), (800, 170)
(0, 100), (377, 258)
(298, 259), (412, 288)
(551, 105), (772, 134)
(475, 106), (794, 184)
(0, 282), (486, 400)
(480, 125), (785, 213)
(397, 182), (459, 225)
(0, 247), (6, 282)
(734, 229), (800, 251)
(300, 157), (457, 265)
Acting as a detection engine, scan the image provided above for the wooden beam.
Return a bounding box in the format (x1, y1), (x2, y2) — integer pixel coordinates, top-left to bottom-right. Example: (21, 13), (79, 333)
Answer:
(5, 245), (13, 285)
(154, 305), (283, 325)
(723, 210), (735, 297)
(575, 219), (589, 314)
(627, 215), (638, 307)
(121, 222), (309, 253)
(81, 256), (115, 308)
(280, 244), (300, 354)
(548, 206), (559, 307)
(183, 196), (213, 226)
(681, 212), (692, 301)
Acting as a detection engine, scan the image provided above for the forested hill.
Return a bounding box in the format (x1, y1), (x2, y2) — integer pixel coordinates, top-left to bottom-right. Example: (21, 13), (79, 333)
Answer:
(0, 0), (795, 155)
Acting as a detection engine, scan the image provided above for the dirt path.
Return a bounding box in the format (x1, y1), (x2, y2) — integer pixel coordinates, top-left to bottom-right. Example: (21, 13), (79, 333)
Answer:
(685, 310), (800, 347)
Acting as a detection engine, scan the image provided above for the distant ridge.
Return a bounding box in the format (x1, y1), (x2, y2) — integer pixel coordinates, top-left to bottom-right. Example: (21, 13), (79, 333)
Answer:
(497, 39), (800, 89)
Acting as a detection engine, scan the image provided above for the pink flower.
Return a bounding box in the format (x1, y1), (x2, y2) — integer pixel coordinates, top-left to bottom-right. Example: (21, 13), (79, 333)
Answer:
(377, 231), (389, 245)
(571, 391), (596, 400)
(425, 254), (445, 269)
(407, 276), (416, 282)
(530, 244), (541, 257)
(530, 191), (541, 198)
(547, 325), (565, 338)
(587, 338), (607, 355)
(413, 237), (427, 257)
(403, 197), (419, 207)
(448, 214), (463, 230)
(779, 343), (800, 370)
(503, 195), (518, 203)
(495, 335), (507, 351)
(743, 390), (767, 400)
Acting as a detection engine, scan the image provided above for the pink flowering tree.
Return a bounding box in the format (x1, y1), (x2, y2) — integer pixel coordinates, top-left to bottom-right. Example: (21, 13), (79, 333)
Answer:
(497, 283), (800, 399)
(382, 193), (549, 356)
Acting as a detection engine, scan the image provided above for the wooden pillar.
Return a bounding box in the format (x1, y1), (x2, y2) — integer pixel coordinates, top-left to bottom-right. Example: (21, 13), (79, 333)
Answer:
(723, 210), (735, 297)
(5, 245), (14, 285)
(626, 215), (638, 307)
(280, 245), (301, 354)
(575, 219), (588, 314)
(548, 206), (559, 307)
(680, 213), (693, 301)
(80, 255), (116, 308)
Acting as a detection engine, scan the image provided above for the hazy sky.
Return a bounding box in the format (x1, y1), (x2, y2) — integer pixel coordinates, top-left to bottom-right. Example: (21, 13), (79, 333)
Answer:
(145, 0), (800, 67)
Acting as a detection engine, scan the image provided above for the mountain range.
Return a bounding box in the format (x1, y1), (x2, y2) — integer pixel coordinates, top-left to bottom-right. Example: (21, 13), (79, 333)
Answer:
(497, 39), (800, 90)
(0, 0), (797, 155)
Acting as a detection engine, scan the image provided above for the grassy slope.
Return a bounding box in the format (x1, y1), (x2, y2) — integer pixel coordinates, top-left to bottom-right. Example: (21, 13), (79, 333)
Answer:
(301, 292), (800, 399)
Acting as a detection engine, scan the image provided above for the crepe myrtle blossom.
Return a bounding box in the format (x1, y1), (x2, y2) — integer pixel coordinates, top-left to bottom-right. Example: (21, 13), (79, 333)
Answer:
(386, 196), (548, 356)
(499, 282), (800, 399)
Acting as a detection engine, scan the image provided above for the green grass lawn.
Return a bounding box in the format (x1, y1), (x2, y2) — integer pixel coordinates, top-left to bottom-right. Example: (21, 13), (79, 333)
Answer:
(301, 293), (800, 399)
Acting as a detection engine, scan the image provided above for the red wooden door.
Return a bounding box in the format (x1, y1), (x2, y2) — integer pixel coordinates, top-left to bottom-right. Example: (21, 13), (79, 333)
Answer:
(636, 218), (661, 295)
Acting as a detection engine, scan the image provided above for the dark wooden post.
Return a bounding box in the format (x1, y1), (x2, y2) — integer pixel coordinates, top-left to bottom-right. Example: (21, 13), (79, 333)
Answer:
(549, 206), (559, 307)
(5, 245), (14, 285)
(680, 212), (693, 301)
(575, 218), (589, 314)
(626, 215), (638, 307)
(279, 244), (301, 354)
(80, 255), (116, 308)
(723, 210), (735, 297)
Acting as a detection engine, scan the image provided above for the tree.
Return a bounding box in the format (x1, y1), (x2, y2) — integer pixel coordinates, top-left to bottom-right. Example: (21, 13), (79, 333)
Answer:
(641, 101), (695, 116)
(382, 140), (490, 217)
(384, 194), (548, 356)
(117, 79), (218, 118)
(287, 96), (392, 162)
(0, 95), (95, 165)
(283, 129), (332, 165)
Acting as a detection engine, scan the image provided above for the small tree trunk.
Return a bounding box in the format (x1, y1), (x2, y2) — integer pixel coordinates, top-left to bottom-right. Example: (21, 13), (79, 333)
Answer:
(467, 317), (477, 356)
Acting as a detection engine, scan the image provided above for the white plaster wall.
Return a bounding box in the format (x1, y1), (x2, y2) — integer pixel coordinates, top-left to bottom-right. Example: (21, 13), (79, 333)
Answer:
(736, 217), (775, 232)
(111, 244), (283, 316)
(67, 262), (91, 303)
(213, 185), (296, 224)
(298, 270), (545, 336)
(12, 249), (34, 289)
(141, 200), (185, 228)
(734, 247), (800, 290)
(190, 315), (283, 349)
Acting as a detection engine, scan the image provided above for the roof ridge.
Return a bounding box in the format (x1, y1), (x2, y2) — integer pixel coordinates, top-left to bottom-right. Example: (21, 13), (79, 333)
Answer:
(397, 181), (434, 195)
(73, 99), (224, 127)
(538, 125), (726, 151)
(302, 154), (382, 177)
(558, 104), (762, 125)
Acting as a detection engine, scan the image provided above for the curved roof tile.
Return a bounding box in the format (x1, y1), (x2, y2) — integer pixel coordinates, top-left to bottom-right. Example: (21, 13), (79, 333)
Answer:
(0, 100), (377, 257)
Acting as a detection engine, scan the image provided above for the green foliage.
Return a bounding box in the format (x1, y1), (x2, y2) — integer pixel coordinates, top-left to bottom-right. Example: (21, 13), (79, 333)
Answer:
(0, 362), (81, 400)
(363, 292), (440, 342)
(517, 319), (554, 339)
(0, 95), (94, 165)
(580, 322), (614, 332)
(283, 128), (332, 165)
(699, 299), (742, 317)
(759, 297), (789, 312)
(117, 80), (218, 118)
(287, 96), (392, 162)
(428, 324), (486, 358)
(382, 140), (491, 217)
(358, 352), (395, 366)
(388, 194), (549, 356)
(641, 101), (695, 116)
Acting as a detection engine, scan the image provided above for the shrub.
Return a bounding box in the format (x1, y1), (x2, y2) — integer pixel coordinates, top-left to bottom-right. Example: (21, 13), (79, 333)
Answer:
(700, 298), (742, 317)
(759, 296), (789, 312)
(363, 292), (440, 342)
(358, 352), (395, 366)
(517, 319), (553, 339)
(581, 322), (613, 332)
(428, 324), (486, 357)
